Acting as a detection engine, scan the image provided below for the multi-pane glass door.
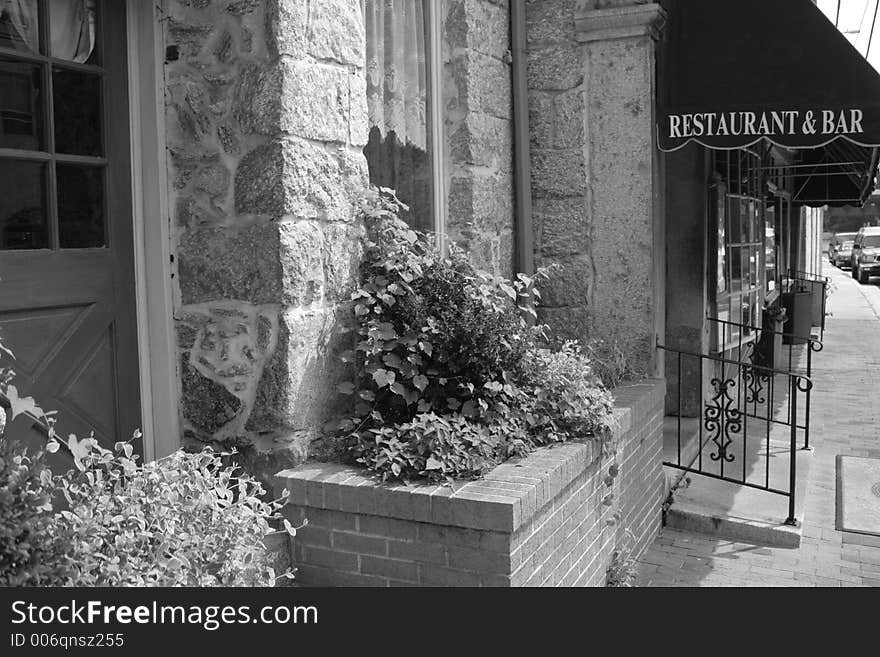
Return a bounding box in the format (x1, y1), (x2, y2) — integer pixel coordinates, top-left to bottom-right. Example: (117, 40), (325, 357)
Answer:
(0, 0), (106, 251)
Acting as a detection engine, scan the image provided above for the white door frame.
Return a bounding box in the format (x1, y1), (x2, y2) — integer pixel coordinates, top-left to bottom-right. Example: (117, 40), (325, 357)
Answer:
(126, 0), (180, 460)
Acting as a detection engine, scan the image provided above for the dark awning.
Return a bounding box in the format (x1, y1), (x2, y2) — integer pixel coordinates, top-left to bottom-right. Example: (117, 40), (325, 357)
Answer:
(658, 0), (880, 206)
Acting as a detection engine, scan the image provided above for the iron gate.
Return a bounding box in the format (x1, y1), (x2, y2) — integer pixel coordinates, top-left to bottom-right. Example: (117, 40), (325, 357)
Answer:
(660, 319), (820, 526)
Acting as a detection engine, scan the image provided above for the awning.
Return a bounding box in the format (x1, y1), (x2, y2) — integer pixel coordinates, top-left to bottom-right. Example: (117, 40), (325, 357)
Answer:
(658, 0), (880, 206)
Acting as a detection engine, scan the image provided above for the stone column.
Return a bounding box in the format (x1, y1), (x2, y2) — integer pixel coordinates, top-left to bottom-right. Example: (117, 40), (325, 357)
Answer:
(165, 0), (368, 479)
(574, 2), (666, 376)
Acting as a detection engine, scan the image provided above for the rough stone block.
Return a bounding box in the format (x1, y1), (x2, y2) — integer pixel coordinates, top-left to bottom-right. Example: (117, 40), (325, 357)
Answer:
(527, 44), (583, 91)
(177, 223), (284, 305)
(248, 59), (352, 142)
(451, 51), (512, 120)
(306, 0), (365, 66)
(445, 0), (510, 60)
(534, 196), (590, 257)
(539, 254), (595, 308)
(235, 138), (368, 220)
(530, 147), (587, 198)
(526, 0), (577, 44)
(448, 114), (514, 174)
(246, 306), (351, 434)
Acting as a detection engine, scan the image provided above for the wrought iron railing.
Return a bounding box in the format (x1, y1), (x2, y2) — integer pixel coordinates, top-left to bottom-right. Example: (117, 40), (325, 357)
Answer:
(707, 317), (821, 453)
(661, 342), (812, 526)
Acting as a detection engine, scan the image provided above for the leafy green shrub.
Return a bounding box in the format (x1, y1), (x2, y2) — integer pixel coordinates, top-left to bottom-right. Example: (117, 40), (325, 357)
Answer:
(329, 188), (615, 482)
(0, 441), (64, 586)
(0, 333), (298, 587)
(517, 341), (616, 446)
(43, 436), (297, 587)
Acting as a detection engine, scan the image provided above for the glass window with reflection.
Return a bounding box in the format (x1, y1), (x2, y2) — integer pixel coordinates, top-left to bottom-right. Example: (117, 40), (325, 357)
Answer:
(363, 0), (439, 234)
(0, 0), (105, 251)
(712, 149), (767, 352)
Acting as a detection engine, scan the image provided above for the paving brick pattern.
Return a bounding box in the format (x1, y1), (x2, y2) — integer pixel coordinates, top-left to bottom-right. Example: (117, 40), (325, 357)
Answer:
(638, 263), (880, 586)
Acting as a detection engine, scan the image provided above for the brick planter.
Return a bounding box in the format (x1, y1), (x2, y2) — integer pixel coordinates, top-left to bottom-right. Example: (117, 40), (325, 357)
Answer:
(275, 379), (665, 587)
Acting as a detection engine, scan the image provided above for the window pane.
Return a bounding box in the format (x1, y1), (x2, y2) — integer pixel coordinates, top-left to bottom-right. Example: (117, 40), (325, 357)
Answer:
(0, 160), (48, 250)
(0, 0), (40, 54)
(53, 68), (101, 155)
(729, 246), (743, 293)
(0, 58), (44, 150)
(363, 0), (434, 232)
(49, 0), (97, 64)
(58, 164), (104, 248)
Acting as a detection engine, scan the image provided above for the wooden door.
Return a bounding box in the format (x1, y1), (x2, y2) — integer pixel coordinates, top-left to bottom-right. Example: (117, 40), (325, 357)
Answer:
(0, 0), (141, 462)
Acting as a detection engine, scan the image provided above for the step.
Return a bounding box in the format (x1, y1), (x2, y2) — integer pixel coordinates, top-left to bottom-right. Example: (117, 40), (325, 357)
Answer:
(663, 445), (813, 548)
(662, 408), (814, 548)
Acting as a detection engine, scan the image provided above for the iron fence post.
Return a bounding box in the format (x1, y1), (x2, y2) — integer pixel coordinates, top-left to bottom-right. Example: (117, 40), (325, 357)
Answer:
(785, 376), (798, 527)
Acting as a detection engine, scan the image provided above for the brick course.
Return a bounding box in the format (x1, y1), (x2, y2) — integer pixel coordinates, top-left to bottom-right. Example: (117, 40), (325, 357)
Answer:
(276, 379), (665, 587)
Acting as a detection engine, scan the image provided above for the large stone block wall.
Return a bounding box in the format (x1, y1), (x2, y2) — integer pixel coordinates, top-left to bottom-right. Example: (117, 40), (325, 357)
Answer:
(162, 0), (520, 478)
(164, 0), (369, 475)
(275, 380), (665, 587)
(526, 0), (593, 340)
(443, 0), (516, 277)
(526, 1), (666, 377)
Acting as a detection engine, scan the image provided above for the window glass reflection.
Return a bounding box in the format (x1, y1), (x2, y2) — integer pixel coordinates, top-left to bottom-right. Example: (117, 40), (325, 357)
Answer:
(0, 160), (48, 250)
(0, 0), (40, 54)
(58, 164), (104, 248)
(0, 57), (43, 150)
(49, 0), (96, 64)
(53, 68), (100, 155)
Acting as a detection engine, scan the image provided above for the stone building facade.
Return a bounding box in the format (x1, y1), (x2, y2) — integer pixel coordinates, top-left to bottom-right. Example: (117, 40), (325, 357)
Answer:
(163, 0), (533, 477)
(0, 0), (669, 585)
(161, 0), (666, 480)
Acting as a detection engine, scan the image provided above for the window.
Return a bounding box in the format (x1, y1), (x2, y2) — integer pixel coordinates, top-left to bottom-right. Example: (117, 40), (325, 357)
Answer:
(711, 149), (767, 351)
(363, 0), (445, 242)
(0, 0), (105, 251)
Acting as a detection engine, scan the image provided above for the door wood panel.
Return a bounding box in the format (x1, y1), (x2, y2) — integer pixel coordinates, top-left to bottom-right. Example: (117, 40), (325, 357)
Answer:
(0, 1), (141, 463)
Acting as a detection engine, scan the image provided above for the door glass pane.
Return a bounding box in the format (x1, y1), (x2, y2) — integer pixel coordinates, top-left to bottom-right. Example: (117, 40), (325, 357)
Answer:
(57, 164), (104, 248)
(0, 0), (40, 54)
(0, 160), (47, 250)
(48, 0), (96, 64)
(53, 68), (100, 155)
(0, 58), (43, 150)
(363, 0), (434, 232)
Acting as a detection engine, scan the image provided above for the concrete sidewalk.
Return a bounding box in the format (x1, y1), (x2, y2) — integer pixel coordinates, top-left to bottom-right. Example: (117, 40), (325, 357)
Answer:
(637, 263), (880, 586)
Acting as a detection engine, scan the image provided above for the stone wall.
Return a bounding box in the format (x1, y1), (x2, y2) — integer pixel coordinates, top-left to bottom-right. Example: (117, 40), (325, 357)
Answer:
(526, 0), (666, 377)
(162, 0), (521, 478)
(526, 0), (592, 340)
(164, 0), (369, 477)
(275, 379), (666, 587)
(443, 0), (516, 277)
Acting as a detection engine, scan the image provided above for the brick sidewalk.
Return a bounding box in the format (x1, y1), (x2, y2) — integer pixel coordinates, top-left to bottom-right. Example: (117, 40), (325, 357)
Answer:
(638, 264), (880, 586)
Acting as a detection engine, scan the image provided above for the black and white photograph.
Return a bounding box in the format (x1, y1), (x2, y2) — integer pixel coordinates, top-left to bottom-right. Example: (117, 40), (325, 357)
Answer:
(2, 0), (880, 632)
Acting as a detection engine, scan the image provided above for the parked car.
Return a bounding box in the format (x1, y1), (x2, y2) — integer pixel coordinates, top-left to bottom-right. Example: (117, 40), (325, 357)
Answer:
(852, 226), (880, 283)
(829, 231), (858, 264)
(835, 240), (854, 268)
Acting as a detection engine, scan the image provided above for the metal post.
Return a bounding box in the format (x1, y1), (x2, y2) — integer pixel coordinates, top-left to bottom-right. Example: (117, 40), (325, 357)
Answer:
(785, 376), (798, 527)
(803, 346), (813, 451)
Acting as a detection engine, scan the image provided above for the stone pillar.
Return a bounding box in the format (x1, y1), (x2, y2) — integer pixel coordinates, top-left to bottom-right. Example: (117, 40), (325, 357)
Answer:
(164, 0), (368, 478)
(444, 0), (516, 278)
(574, 2), (666, 376)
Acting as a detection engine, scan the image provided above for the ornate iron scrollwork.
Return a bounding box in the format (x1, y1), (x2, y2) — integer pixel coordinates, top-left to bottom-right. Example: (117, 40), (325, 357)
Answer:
(704, 377), (741, 463)
(743, 366), (771, 405)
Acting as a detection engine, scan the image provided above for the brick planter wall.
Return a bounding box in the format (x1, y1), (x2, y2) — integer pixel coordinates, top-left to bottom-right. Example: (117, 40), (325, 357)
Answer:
(275, 379), (665, 587)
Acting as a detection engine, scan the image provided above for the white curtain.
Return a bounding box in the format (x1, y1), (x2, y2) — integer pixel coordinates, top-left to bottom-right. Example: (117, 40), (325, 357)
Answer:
(365, 0), (428, 152)
(2, 0), (95, 63)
